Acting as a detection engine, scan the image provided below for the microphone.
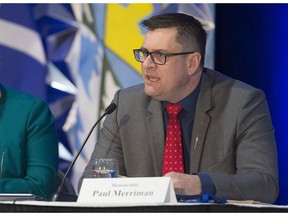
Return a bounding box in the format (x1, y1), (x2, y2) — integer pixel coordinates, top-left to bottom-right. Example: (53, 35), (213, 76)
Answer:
(51, 102), (117, 201)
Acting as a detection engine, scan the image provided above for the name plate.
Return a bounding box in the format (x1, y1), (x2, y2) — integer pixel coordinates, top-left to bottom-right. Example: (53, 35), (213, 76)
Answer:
(77, 177), (177, 204)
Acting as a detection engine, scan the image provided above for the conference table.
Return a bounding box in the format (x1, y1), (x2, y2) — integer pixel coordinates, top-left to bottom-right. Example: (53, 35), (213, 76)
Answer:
(0, 200), (287, 212)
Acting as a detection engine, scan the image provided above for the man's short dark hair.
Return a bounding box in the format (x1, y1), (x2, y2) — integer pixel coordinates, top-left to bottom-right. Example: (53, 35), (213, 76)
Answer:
(141, 13), (207, 67)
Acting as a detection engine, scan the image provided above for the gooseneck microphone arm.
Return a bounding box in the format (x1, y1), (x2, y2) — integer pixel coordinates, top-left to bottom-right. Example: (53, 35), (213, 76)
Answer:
(51, 103), (117, 201)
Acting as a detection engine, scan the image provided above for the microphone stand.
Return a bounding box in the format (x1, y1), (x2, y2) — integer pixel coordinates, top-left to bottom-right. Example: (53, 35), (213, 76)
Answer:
(51, 103), (117, 201)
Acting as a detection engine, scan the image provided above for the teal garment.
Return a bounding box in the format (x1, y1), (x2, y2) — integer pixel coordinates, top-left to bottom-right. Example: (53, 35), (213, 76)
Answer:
(0, 85), (59, 200)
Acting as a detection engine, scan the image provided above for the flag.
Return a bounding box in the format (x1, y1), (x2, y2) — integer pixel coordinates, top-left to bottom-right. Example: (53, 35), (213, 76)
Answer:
(0, 4), (47, 99)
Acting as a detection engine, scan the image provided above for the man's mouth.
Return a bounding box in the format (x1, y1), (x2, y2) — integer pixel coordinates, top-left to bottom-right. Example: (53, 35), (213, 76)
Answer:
(146, 75), (160, 82)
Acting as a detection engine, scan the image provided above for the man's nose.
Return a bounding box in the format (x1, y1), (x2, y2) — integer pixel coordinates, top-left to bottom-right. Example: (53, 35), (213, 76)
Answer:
(142, 54), (156, 68)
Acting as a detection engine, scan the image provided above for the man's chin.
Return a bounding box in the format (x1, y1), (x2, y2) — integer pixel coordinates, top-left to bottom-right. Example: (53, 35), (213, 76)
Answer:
(144, 90), (164, 101)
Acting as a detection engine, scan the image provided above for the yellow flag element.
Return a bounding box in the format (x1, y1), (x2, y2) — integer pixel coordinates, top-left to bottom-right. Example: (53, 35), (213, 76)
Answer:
(105, 3), (153, 74)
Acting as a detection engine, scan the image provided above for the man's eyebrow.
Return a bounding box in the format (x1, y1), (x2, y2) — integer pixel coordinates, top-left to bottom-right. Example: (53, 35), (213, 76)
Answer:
(140, 47), (167, 52)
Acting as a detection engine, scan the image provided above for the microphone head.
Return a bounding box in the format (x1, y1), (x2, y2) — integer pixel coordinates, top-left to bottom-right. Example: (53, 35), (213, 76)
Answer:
(105, 103), (117, 114)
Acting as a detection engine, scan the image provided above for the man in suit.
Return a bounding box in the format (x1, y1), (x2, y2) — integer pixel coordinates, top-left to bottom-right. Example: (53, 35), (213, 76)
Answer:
(79, 13), (278, 203)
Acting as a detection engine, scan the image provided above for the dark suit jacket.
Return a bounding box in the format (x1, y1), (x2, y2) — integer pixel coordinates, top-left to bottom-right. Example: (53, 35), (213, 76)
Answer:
(80, 68), (278, 203)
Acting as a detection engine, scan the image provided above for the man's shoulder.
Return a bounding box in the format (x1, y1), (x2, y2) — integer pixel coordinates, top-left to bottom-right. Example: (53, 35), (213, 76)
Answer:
(121, 83), (144, 92)
(204, 68), (259, 92)
(118, 83), (146, 98)
(116, 83), (157, 109)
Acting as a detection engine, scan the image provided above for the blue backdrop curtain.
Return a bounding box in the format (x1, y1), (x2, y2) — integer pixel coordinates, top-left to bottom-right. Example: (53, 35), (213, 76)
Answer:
(215, 4), (288, 205)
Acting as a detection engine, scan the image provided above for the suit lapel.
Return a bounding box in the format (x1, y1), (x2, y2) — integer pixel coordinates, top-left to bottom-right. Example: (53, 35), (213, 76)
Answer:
(146, 99), (165, 176)
(190, 72), (212, 173)
(142, 71), (213, 174)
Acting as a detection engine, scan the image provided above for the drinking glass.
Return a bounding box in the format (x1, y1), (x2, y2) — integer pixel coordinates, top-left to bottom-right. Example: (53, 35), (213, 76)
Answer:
(93, 159), (119, 178)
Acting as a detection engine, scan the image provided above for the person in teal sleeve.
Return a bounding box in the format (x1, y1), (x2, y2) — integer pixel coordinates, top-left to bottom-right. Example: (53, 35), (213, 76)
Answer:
(0, 84), (59, 200)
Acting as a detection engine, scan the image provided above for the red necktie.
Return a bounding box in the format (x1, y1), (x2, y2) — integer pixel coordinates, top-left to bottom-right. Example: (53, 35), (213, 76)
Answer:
(162, 103), (184, 175)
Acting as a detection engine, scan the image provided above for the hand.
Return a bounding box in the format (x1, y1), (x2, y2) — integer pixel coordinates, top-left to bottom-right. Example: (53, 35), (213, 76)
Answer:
(164, 172), (202, 195)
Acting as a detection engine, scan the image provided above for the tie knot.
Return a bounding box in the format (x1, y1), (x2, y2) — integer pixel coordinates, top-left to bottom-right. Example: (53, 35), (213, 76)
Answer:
(166, 103), (183, 117)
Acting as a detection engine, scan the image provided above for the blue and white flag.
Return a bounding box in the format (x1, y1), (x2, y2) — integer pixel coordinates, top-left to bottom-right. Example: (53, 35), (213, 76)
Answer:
(0, 4), (47, 99)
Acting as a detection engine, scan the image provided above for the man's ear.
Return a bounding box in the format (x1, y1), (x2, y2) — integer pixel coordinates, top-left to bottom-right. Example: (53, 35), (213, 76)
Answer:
(188, 53), (201, 75)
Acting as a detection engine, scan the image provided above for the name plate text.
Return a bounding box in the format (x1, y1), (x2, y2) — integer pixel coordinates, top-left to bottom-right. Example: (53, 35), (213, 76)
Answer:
(77, 177), (177, 204)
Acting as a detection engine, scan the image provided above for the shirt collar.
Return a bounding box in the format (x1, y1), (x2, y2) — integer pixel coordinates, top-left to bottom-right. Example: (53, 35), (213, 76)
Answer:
(163, 75), (202, 113)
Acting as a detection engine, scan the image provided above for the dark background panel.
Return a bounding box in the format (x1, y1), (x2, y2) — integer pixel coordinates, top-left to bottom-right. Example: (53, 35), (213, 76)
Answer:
(215, 3), (288, 205)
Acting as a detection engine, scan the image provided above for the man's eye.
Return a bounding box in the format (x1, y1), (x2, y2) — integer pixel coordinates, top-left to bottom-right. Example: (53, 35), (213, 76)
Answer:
(154, 52), (165, 58)
(141, 50), (149, 57)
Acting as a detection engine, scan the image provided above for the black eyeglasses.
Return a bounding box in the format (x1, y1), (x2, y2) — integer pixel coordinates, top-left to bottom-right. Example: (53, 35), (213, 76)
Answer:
(133, 49), (195, 65)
